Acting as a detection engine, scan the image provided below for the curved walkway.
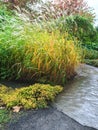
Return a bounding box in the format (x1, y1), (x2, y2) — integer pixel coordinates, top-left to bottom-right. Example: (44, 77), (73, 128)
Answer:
(54, 64), (98, 129)
(7, 108), (96, 130)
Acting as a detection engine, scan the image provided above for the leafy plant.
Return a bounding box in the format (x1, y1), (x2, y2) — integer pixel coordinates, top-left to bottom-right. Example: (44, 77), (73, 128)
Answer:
(0, 109), (11, 124)
(0, 84), (63, 109)
(63, 15), (96, 42)
(82, 42), (98, 51)
(82, 47), (98, 59)
(34, 15), (97, 43)
(85, 59), (98, 67)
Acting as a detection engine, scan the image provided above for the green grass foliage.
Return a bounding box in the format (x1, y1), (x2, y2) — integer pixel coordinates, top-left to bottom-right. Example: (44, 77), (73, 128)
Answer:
(0, 84), (63, 109)
(0, 11), (80, 84)
(0, 109), (11, 124)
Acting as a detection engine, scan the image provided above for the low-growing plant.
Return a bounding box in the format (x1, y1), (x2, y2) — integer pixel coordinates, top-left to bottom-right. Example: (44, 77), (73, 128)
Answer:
(0, 109), (11, 124)
(0, 84), (63, 109)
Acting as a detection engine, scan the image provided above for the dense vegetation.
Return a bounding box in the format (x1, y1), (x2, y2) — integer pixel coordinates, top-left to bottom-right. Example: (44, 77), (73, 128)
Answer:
(0, 0), (98, 123)
(0, 5), (80, 85)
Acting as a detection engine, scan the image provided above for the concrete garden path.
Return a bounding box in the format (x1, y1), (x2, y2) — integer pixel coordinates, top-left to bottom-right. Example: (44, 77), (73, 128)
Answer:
(7, 108), (96, 130)
(53, 64), (98, 129)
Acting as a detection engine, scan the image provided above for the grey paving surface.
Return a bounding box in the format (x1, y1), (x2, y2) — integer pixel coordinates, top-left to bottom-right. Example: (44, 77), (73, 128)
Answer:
(7, 108), (96, 130)
(54, 64), (98, 129)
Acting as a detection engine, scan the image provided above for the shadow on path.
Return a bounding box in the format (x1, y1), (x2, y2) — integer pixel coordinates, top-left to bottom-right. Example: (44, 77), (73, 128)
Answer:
(7, 107), (96, 130)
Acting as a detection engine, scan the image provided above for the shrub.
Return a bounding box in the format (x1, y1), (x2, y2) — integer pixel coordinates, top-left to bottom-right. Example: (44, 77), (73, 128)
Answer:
(37, 15), (97, 43)
(0, 84), (63, 109)
(82, 47), (98, 59)
(85, 59), (98, 67)
(82, 41), (98, 51)
(56, 15), (96, 42)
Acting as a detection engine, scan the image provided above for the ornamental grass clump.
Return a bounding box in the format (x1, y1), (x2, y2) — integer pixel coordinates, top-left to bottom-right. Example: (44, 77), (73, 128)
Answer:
(0, 22), (80, 84)
(0, 8), (80, 85)
(25, 30), (80, 84)
(0, 84), (63, 109)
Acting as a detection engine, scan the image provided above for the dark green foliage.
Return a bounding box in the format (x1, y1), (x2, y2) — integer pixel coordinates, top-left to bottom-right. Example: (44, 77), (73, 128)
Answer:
(85, 59), (98, 67)
(0, 5), (12, 28)
(82, 47), (98, 59)
(82, 42), (98, 51)
(42, 15), (97, 43)
(64, 15), (96, 42)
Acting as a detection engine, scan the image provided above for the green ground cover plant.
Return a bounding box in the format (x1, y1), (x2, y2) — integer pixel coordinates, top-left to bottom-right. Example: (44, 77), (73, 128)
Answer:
(0, 109), (11, 124)
(0, 84), (63, 109)
(0, 109), (11, 130)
